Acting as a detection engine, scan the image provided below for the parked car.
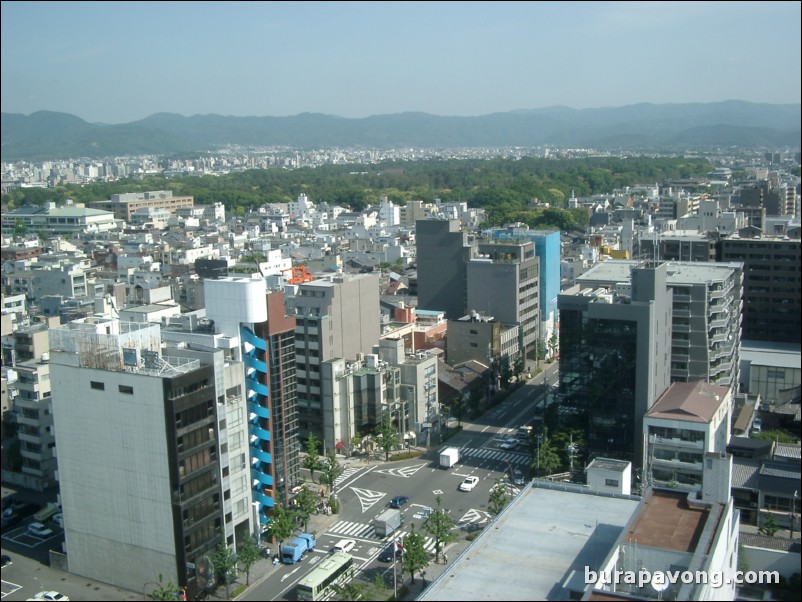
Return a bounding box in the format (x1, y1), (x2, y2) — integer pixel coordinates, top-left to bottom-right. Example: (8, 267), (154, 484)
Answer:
(512, 468), (525, 486)
(1, 554), (11, 567)
(27, 522), (54, 538)
(389, 495), (409, 509)
(459, 476), (480, 491)
(51, 513), (64, 529)
(26, 592), (69, 602)
(1, 513), (23, 530)
(332, 539), (355, 554)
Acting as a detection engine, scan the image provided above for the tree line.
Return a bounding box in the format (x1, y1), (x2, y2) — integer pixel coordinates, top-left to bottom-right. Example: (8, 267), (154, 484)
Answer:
(2, 156), (713, 230)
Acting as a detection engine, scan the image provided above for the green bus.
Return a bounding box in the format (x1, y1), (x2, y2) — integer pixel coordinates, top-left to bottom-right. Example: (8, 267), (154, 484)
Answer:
(296, 551), (355, 601)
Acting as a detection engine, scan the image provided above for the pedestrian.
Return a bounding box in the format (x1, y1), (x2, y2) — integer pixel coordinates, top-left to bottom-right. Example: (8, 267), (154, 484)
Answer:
(443, 553), (448, 564)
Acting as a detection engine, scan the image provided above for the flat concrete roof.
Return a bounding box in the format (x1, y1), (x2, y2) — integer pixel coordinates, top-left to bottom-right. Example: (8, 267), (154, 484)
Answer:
(577, 260), (742, 287)
(420, 483), (640, 601)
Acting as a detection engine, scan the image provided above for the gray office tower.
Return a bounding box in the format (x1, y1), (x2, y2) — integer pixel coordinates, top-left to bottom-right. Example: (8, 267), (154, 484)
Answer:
(558, 262), (672, 468)
(416, 219), (475, 318)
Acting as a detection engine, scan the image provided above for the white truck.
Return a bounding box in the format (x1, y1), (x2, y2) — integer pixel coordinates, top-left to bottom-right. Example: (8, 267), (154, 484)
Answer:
(372, 508), (402, 537)
(439, 446), (459, 469)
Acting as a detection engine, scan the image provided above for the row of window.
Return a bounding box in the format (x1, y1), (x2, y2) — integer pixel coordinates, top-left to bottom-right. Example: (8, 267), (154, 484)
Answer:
(90, 381), (134, 394)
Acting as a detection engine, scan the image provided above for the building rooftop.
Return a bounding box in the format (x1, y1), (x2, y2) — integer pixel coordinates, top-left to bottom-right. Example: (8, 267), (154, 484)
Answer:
(774, 442), (801, 462)
(577, 259), (742, 288)
(586, 458), (631, 473)
(731, 459), (761, 490)
(622, 489), (710, 553)
(420, 482), (641, 601)
(645, 381), (729, 423)
(740, 340), (801, 369)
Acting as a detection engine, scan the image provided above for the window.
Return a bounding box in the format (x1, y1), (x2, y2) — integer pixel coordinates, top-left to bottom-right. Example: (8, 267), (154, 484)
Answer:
(91, 381), (105, 390)
(119, 385), (134, 394)
(605, 479), (619, 487)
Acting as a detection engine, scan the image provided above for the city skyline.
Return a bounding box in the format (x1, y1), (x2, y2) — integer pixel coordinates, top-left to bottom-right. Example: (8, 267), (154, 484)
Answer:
(2, 1), (800, 125)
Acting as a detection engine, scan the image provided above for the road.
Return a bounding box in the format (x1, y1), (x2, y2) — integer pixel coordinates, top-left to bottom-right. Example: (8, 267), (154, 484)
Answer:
(242, 362), (559, 601)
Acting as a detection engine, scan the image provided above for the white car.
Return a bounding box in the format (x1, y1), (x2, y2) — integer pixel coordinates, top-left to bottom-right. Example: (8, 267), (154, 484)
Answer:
(499, 438), (519, 450)
(332, 539), (356, 554)
(51, 513), (64, 528)
(27, 522), (54, 538)
(459, 476), (480, 492)
(27, 592), (69, 602)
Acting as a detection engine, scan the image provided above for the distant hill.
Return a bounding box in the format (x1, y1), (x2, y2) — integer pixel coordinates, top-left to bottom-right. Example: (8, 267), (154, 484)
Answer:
(2, 101), (799, 161)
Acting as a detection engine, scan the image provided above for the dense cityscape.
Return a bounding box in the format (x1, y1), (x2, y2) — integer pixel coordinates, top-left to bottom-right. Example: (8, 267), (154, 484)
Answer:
(0, 138), (799, 602)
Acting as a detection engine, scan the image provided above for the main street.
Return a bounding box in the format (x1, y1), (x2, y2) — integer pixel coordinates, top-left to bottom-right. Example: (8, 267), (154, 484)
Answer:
(242, 362), (559, 601)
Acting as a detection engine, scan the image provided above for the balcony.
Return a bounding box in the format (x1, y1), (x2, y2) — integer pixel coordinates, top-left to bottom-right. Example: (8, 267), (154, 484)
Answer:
(651, 435), (705, 450)
(651, 456), (704, 472)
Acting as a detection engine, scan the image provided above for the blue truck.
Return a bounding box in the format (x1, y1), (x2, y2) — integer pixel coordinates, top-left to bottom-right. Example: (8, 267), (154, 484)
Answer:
(281, 532), (317, 564)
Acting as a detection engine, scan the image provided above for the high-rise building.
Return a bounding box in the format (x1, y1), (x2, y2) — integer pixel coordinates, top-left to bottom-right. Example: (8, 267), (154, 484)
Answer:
(204, 278), (301, 520)
(576, 260), (743, 391)
(468, 240), (540, 362)
(287, 272), (380, 443)
(558, 262), (672, 466)
(719, 233), (800, 343)
(49, 319), (253, 599)
(415, 219), (475, 319)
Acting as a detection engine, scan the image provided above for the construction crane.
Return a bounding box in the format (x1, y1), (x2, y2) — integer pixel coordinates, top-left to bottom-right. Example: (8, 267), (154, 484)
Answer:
(282, 265), (314, 284)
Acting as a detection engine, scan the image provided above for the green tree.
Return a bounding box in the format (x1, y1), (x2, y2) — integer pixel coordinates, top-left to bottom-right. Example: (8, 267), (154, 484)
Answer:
(350, 432), (362, 456)
(319, 449), (344, 495)
(754, 429), (796, 444)
(331, 579), (365, 601)
(759, 513), (779, 537)
(532, 432), (561, 477)
(237, 537), (260, 586)
(265, 504), (296, 547)
(303, 433), (322, 483)
(212, 543), (238, 599)
(450, 394), (465, 428)
(401, 524), (430, 584)
(147, 573), (182, 601)
(13, 219), (27, 238)
(375, 413), (399, 461)
(293, 485), (319, 531)
(422, 495), (457, 563)
(547, 333), (559, 359)
(467, 387), (483, 417)
(488, 480), (510, 515)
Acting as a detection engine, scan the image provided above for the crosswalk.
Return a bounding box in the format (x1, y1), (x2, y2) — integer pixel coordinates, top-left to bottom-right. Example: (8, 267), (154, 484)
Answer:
(333, 466), (361, 489)
(328, 520), (438, 554)
(458, 446), (529, 466)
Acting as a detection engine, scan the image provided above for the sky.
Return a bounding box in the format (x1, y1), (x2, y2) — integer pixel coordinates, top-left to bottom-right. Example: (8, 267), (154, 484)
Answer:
(1, 1), (800, 124)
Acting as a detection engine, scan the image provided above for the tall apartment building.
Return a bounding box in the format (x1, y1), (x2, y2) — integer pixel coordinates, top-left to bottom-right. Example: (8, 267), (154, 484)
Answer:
(8, 357), (56, 489)
(416, 219), (475, 319)
(719, 233), (800, 343)
(643, 381), (731, 491)
(558, 262), (672, 467)
(288, 272), (380, 443)
(49, 319), (252, 599)
(204, 278), (301, 519)
(468, 240), (540, 362)
(89, 190), (194, 221)
(576, 260), (743, 390)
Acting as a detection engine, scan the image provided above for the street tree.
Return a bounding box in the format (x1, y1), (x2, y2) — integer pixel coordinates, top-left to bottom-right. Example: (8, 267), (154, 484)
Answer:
(422, 495), (457, 563)
(293, 485), (319, 531)
(147, 573), (182, 601)
(532, 432), (561, 477)
(236, 537), (260, 586)
(759, 513), (779, 537)
(303, 433), (322, 483)
(488, 480), (509, 515)
(375, 413), (399, 461)
(212, 543), (238, 599)
(319, 449), (344, 495)
(402, 524), (430, 584)
(332, 579), (367, 601)
(265, 503), (296, 547)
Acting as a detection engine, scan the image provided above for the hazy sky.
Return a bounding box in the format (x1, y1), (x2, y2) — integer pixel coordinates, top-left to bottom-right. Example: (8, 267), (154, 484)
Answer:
(2, 1), (800, 124)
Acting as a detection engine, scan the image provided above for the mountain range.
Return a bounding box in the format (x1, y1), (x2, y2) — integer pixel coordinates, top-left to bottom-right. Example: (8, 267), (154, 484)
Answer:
(2, 101), (799, 161)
